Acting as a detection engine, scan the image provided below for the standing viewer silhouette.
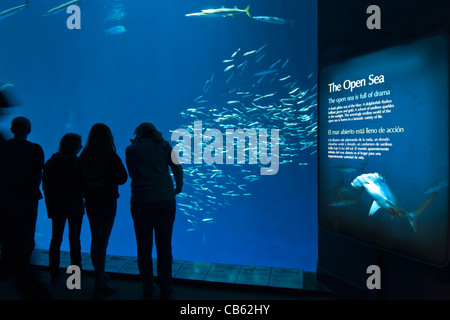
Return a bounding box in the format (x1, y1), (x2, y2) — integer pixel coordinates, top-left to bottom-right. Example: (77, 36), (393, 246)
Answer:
(42, 133), (84, 283)
(126, 122), (183, 299)
(0, 117), (44, 284)
(79, 123), (127, 299)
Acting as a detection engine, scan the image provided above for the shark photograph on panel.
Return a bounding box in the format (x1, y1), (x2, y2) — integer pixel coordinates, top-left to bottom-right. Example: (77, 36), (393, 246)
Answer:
(319, 34), (449, 266)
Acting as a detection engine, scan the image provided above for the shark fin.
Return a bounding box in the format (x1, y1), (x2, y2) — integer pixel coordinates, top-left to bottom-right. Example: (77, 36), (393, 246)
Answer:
(385, 199), (403, 214)
(369, 200), (381, 217)
(407, 192), (437, 236)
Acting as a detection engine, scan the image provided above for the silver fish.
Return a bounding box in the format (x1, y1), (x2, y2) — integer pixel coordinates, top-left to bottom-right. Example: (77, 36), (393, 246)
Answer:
(43, 0), (79, 16)
(0, 0), (29, 20)
(224, 65), (234, 72)
(253, 69), (278, 77)
(252, 15), (295, 27)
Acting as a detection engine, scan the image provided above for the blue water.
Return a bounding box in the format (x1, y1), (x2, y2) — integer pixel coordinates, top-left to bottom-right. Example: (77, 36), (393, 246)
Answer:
(0, 0), (318, 270)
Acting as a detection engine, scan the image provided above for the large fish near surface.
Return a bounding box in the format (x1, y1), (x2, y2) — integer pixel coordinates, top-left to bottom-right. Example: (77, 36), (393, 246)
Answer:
(43, 0), (79, 16)
(186, 5), (251, 18)
(252, 16), (295, 27)
(0, 0), (29, 21)
(351, 173), (437, 236)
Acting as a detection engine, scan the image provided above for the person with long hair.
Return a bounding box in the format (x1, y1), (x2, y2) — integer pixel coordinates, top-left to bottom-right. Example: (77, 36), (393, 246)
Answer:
(79, 123), (127, 299)
(126, 122), (183, 299)
(42, 133), (84, 283)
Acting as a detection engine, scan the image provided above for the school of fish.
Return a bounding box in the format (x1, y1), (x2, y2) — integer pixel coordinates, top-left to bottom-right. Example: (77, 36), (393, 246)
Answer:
(175, 44), (317, 232)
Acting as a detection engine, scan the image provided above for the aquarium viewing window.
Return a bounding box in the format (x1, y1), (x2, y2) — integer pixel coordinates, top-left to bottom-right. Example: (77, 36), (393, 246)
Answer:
(319, 34), (450, 266)
(0, 1), (318, 271)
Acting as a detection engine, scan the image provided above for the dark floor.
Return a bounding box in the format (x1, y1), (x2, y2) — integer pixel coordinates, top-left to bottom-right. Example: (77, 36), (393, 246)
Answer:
(0, 266), (335, 301)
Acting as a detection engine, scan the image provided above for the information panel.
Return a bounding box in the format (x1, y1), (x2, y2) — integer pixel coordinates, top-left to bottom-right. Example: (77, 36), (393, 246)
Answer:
(319, 34), (449, 265)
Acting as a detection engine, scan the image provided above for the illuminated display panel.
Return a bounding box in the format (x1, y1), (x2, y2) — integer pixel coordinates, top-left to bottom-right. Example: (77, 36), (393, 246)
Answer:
(319, 34), (449, 265)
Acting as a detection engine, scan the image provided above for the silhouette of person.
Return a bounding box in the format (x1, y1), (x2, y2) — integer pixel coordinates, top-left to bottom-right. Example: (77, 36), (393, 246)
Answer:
(0, 110), (8, 275)
(126, 122), (183, 300)
(79, 123), (127, 299)
(0, 137), (4, 255)
(42, 133), (84, 283)
(0, 117), (44, 283)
